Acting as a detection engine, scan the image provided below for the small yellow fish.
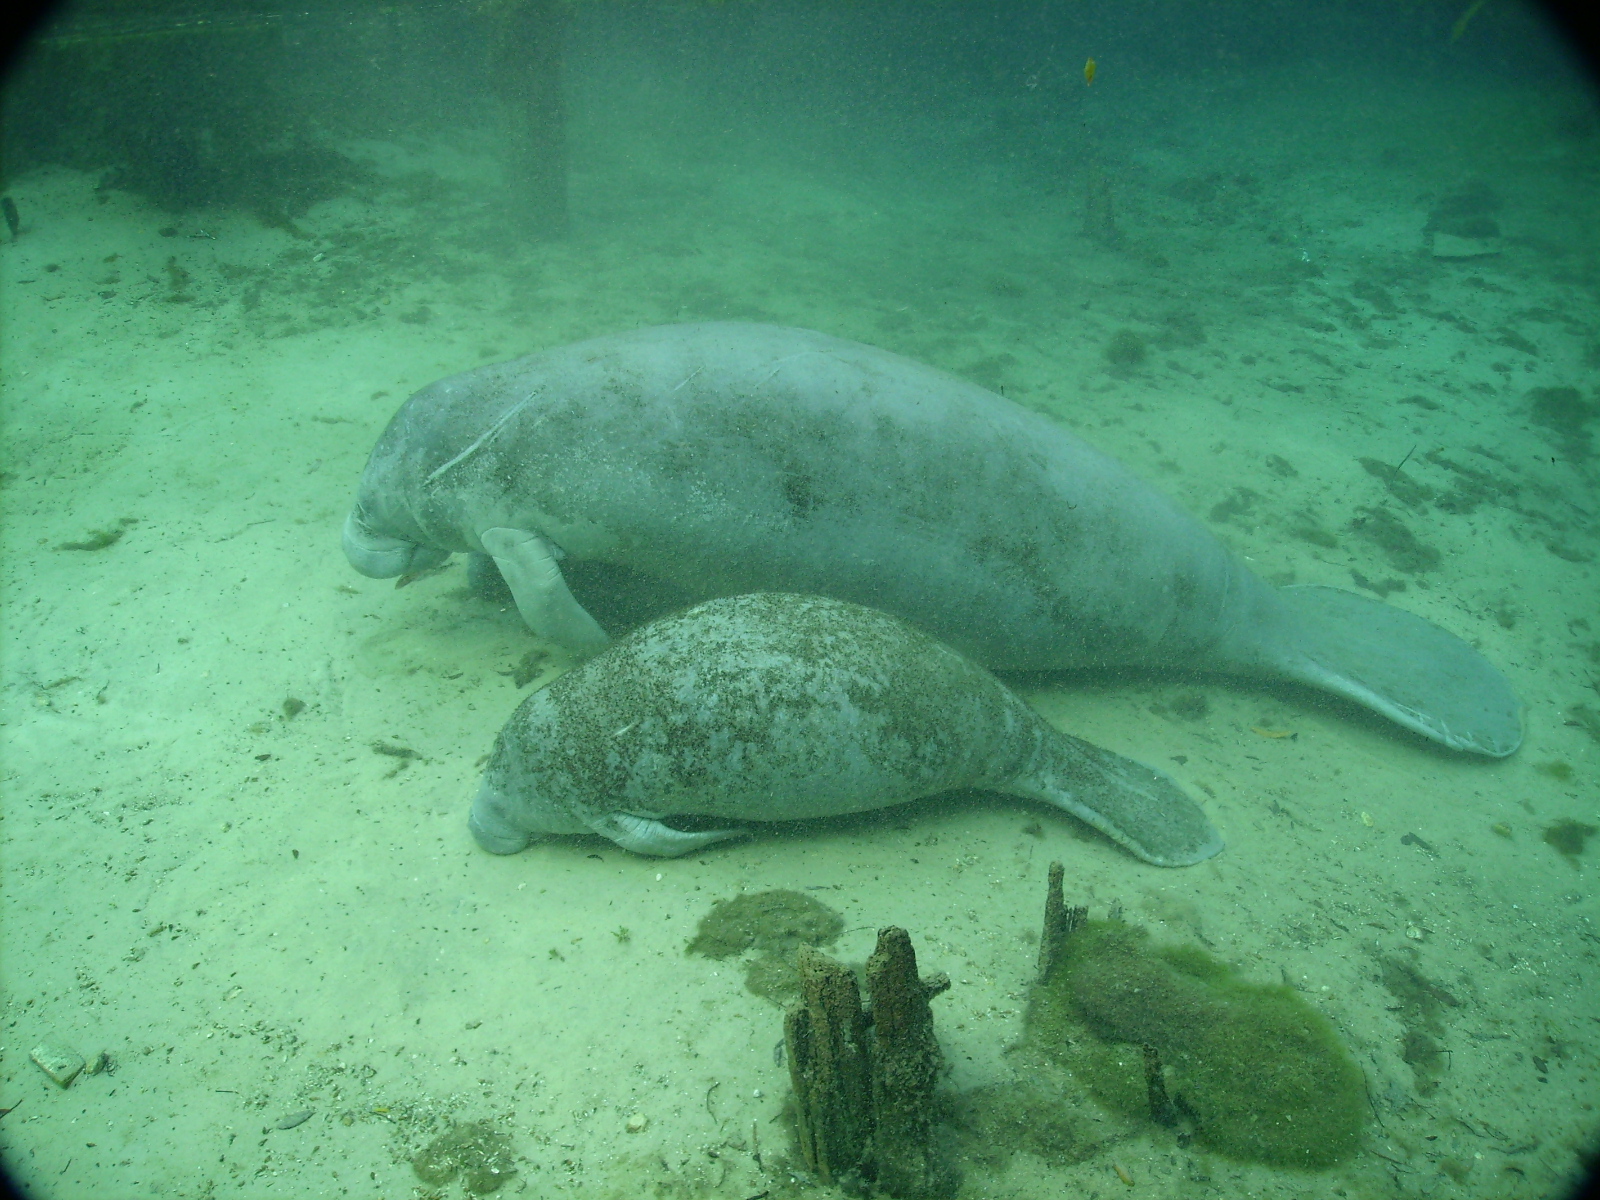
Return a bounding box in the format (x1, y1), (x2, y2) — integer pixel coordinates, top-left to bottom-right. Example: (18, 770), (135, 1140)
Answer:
(1250, 726), (1296, 739)
(1084, 57), (1097, 86)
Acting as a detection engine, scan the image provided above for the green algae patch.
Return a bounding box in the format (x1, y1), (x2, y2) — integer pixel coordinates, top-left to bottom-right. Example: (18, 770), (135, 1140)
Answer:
(1027, 920), (1364, 1170)
(412, 1119), (516, 1193)
(687, 890), (843, 960)
(1543, 818), (1598, 864)
(688, 889), (844, 1002)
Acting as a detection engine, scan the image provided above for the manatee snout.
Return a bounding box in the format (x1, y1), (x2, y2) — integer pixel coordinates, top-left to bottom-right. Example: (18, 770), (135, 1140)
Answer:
(469, 783), (534, 855)
(342, 510), (449, 579)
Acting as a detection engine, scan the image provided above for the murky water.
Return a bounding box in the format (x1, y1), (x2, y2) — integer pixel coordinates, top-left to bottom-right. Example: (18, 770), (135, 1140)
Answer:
(2, 3), (1597, 1196)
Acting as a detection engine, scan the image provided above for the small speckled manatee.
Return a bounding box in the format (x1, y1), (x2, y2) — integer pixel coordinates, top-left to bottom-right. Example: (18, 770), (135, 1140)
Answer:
(470, 593), (1223, 866)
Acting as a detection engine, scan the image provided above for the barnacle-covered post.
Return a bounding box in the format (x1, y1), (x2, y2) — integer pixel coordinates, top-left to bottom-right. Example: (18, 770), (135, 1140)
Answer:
(785, 945), (872, 1184)
(784, 929), (953, 1196)
(865, 926), (951, 1197)
(1143, 1043), (1177, 1127)
(1036, 860), (1087, 983)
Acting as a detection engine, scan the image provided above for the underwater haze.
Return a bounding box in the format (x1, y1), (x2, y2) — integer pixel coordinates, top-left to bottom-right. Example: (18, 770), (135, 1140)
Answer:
(1, 1), (1598, 1196)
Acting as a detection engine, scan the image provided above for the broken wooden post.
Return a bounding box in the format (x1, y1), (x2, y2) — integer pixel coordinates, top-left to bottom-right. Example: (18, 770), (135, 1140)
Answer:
(485, 0), (569, 235)
(1143, 1043), (1177, 1127)
(1036, 860), (1087, 984)
(785, 944), (872, 1185)
(866, 926), (951, 1198)
(784, 928), (953, 1196)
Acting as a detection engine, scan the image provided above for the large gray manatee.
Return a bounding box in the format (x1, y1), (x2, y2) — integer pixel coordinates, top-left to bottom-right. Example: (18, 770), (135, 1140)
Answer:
(344, 321), (1521, 757)
(469, 592), (1223, 866)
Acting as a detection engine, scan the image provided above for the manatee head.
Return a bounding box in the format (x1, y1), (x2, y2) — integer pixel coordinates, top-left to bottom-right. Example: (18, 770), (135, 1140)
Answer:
(469, 775), (589, 855)
(469, 697), (593, 855)
(341, 505), (451, 578)
(467, 781), (535, 854)
(343, 364), (535, 579)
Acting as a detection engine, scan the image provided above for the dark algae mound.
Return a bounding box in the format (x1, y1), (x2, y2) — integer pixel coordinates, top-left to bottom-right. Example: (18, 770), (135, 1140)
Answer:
(687, 890), (843, 959)
(1543, 818), (1598, 864)
(688, 890), (844, 1001)
(1027, 920), (1365, 1170)
(412, 1120), (516, 1193)
(1527, 385), (1598, 462)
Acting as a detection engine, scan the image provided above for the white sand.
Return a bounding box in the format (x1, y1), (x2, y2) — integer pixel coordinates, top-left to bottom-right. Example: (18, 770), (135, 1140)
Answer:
(2, 52), (1597, 1200)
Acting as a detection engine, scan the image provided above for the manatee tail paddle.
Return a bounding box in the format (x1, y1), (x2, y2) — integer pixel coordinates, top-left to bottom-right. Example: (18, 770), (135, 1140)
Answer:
(1266, 584), (1522, 757)
(1006, 735), (1226, 868)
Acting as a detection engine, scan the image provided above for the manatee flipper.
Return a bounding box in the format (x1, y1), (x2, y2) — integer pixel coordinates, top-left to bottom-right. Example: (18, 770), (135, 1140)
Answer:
(479, 527), (610, 655)
(590, 812), (747, 857)
(1266, 585), (1522, 757)
(1007, 734), (1224, 867)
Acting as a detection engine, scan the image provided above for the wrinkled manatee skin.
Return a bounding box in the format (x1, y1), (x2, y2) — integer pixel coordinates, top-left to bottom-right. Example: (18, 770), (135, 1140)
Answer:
(346, 322), (1267, 674)
(348, 322), (1521, 755)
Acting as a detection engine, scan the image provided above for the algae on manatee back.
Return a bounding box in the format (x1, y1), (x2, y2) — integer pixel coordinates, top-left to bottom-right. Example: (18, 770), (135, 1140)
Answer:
(1026, 917), (1365, 1170)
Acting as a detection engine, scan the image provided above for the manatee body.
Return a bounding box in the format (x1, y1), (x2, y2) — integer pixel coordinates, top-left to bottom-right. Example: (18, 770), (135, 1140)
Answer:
(469, 593), (1223, 866)
(345, 321), (1520, 757)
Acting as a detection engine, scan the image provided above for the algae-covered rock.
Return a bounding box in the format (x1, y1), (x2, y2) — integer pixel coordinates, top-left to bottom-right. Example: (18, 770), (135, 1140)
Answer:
(1027, 920), (1365, 1170)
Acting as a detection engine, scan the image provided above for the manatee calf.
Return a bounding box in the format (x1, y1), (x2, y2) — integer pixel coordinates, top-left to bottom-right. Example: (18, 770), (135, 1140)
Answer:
(345, 322), (1521, 756)
(469, 593), (1223, 866)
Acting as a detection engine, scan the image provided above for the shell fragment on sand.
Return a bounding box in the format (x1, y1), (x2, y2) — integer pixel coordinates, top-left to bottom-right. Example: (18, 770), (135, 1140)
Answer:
(30, 1039), (85, 1087)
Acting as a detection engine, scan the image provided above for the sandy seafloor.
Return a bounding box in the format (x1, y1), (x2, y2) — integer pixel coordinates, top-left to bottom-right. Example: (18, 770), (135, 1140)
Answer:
(2, 42), (1599, 1200)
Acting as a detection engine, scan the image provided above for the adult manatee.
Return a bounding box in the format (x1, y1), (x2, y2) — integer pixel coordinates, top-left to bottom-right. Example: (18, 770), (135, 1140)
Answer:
(343, 322), (1521, 756)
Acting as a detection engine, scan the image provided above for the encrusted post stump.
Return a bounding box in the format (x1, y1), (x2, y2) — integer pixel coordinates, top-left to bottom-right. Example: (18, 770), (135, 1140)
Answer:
(783, 930), (954, 1196)
(1036, 860), (1087, 984)
(866, 926), (951, 1197)
(785, 944), (872, 1184)
(485, 0), (570, 235)
(1143, 1043), (1178, 1127)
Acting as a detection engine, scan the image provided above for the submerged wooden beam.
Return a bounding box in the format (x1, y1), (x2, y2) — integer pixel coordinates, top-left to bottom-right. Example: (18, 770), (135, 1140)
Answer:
(485, 0), (569, 235)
